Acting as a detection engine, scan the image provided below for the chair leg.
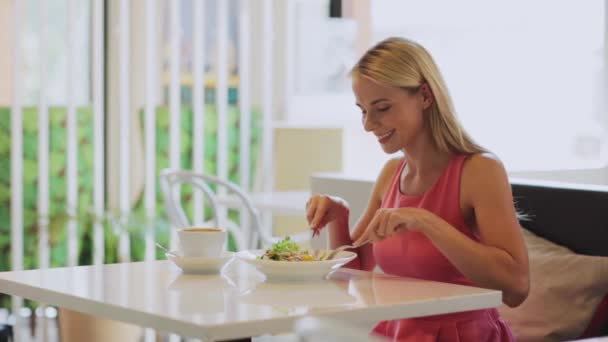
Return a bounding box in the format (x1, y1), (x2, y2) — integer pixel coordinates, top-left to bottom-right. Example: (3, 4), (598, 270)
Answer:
(0, 324), (12, 342)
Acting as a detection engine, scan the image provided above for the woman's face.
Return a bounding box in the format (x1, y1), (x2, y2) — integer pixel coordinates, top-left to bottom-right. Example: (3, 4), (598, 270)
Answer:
(352, 75), (431, 154)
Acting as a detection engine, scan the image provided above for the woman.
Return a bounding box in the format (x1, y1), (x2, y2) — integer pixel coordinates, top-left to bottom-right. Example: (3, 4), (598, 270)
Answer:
(306, 37), (529, 341)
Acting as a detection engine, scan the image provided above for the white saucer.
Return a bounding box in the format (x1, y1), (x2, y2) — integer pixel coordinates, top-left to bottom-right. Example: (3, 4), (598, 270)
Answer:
(166, 251), (235, 274)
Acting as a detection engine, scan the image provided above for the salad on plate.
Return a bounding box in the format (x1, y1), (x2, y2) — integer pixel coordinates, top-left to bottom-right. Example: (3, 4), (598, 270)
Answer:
(259, 237), (318, 262)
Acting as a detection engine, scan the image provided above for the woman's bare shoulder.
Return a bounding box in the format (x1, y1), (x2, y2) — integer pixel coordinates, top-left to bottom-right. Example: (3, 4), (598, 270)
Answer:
(461, 153), (510, 201)
(378, 157), (403, 183)
(463, 153), (506, 177)
(372, 157), (403, 200)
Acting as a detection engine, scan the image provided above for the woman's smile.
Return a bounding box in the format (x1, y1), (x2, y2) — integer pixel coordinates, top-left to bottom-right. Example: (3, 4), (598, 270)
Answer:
(376, 129), (396, 144)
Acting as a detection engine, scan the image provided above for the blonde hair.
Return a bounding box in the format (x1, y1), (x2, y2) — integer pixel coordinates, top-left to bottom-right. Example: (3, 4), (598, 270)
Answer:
(351, 37), (486, 155)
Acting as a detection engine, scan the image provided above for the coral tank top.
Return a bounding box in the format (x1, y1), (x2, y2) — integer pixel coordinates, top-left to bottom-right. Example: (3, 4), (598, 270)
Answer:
(370, 155), (514, 341)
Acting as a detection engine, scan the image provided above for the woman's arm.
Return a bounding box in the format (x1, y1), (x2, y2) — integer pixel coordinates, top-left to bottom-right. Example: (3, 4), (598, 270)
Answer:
(423, 154), (530, 307)
(310, 158), (401, 271)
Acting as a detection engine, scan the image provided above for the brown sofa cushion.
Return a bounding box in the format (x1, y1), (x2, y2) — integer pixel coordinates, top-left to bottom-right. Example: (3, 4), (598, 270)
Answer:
(497, 229), (608, 342)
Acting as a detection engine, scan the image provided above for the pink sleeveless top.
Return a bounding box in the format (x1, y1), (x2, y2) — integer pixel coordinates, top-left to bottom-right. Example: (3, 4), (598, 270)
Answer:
(371, 155), (514, 342)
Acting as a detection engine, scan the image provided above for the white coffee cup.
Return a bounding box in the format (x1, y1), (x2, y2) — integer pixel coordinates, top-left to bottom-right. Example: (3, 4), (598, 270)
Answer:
(177, 227), (227, 258)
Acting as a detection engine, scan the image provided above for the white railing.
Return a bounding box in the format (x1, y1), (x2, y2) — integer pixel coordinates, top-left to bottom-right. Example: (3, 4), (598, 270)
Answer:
(66, 0), (79, 269)
(10, 0), (24, 319)
(37, 0), (50, 272)
(143, 2), (158, 339)
(38, 0), (52, 336)
(93, 0), (106, 267)
(167, 0), (180, 252)
(217, 0), (230, 231)
(6, 0), (274, 339)
(144, 0), (158, 263)
(118, 0), (131, 262)
(261, 0), (274, 196)
(239, 0), (253, 237)
(192, 0), (206, 227)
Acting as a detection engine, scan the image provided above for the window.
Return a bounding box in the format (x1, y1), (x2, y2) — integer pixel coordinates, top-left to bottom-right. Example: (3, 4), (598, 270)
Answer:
(21, 0), (91, 105)
(159, 0), (241, 104)
(371, 0), (607, 171)
(286, 0), (607, 176)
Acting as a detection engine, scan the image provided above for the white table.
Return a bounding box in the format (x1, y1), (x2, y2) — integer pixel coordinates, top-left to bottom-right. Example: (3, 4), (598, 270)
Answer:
(0, 260), (501, 341)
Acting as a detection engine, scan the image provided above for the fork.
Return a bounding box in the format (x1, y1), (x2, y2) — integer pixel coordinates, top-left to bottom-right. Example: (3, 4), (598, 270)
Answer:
(317, 240), (369, 260)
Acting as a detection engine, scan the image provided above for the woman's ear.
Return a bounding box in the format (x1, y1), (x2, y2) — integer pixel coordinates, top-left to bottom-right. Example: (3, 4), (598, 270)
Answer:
(420, 83), (434, 110)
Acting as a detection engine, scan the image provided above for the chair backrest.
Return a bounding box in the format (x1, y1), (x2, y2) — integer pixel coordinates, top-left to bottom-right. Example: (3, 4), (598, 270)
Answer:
(159, 169), (271, 250)
(293, 316), (387, 342)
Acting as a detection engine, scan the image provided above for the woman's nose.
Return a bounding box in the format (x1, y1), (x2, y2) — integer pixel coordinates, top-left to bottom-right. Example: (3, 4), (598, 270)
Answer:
(362, 113), (377, 132)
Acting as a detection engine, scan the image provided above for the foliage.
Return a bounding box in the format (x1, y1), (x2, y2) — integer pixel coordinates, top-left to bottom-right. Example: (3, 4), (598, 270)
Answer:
(0, 103), (262, 310)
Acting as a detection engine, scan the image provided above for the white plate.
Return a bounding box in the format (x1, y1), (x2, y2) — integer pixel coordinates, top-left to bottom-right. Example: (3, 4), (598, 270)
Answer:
(166, 251), (235, 274)
(236, 249), (357, 281)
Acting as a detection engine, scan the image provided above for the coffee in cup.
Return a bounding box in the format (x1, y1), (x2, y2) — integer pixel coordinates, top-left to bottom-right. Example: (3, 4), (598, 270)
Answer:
(177, 227), (227, 258)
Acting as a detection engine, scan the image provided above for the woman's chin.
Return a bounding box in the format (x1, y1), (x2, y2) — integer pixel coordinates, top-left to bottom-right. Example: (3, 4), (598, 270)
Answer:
(380, 144), (401, 154)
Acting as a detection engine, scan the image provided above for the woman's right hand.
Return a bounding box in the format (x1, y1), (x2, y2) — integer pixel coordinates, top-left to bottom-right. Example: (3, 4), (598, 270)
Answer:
(306, 195), (349, 233)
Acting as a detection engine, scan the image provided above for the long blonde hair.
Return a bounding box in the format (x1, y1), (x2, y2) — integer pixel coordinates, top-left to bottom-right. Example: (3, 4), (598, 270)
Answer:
(351, 37), (485, 155)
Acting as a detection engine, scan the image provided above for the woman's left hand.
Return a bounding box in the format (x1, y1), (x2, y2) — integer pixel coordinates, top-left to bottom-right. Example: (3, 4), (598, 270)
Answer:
(353, 207), (434, 246)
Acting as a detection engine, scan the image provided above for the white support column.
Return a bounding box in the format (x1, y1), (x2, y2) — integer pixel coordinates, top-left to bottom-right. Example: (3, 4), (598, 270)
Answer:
(261, 0), (274, 195)
(216, 0), (229, 227)
(33, 0), (50, 341)
(119, 0), (131, 261)
(38, 0), (50, 271)
(144, 0), (158, 262)
(239, 0), (252, 249)
(10, 0), (24, 315)
(284, 0), (295, 111)
(92, 0), (105, 266)
(169, 0), (181, 173)
(169, 0), (182, 250)
(192, 0), (206, 225)
(66, 0), (79, 268)
(239, 0), (251, 191)
(169, 0), (181, 322)
(260, 0), (275, 240)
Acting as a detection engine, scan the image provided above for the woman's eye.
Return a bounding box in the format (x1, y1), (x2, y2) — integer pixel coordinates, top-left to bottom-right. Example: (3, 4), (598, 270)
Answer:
(377, 106), (391, 112)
